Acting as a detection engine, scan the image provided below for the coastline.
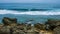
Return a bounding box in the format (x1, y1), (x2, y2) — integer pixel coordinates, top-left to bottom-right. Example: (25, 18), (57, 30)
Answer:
(0, 17), (60, 34)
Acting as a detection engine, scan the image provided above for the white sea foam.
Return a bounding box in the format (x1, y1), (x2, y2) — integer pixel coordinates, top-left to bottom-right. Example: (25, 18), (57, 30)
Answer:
(0, 9), (60, 15)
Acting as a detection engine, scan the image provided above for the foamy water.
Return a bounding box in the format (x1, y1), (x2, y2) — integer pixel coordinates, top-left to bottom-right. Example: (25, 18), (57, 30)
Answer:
(0, 9), (60, 15)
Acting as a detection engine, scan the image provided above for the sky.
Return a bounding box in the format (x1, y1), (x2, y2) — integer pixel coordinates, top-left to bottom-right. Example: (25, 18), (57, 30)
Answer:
(0, 0), (60, 4)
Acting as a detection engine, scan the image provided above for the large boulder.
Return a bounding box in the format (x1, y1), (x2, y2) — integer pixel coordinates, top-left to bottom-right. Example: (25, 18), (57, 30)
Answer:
(2, 17), (17, 25)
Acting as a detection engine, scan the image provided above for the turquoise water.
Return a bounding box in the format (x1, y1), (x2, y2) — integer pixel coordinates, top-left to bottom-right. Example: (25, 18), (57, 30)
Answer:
(0, 3), (60, 24)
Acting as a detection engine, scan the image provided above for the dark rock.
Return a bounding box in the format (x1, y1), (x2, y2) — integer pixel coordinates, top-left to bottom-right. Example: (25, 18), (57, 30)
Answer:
(54, 26), (60, 34)
(45, 19), (60, 30)
(2, 17), (17, 25)
(34, 23), (45, 30)
(0, 26), (10, 34)
(27, 24), (31, 30)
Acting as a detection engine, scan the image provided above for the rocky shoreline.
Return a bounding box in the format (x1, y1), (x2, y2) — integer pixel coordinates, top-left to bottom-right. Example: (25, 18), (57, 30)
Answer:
(0, 17), (60, 34)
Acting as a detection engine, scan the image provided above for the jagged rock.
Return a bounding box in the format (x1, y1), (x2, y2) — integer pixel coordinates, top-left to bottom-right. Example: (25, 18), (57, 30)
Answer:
(27, 24), (31, 30)
(2, 17), (17, 25)
(34, 23), (45, 30)
(45, 19), (60, 26)
(54, 26), (60, 34)
(39, 30), (54, 34)
(45, 19), (60, 30)
(0, 26), (10, 34)
(17, 24), (25, 30)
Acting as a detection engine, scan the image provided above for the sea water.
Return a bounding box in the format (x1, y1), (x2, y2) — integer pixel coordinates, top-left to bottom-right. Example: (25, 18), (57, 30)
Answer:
(0, 3), (60, 24)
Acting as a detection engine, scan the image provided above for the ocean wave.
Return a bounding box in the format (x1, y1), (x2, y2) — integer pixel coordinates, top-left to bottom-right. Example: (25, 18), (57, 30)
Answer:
(0, 9), (60, 15)
(6, 9), (52, 11)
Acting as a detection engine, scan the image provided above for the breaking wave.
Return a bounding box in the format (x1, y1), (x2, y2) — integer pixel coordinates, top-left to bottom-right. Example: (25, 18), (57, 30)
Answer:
(0, 9), (60, 15)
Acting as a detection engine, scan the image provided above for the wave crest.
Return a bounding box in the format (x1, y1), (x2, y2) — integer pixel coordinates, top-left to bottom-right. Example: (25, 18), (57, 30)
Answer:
(0, 9), (60, 15)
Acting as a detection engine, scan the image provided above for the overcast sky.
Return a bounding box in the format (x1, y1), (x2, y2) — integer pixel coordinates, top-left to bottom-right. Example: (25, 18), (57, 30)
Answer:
(0, 0), (60, 4)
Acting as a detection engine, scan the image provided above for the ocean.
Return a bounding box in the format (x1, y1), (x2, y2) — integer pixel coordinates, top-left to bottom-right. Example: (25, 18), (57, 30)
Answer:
(0, 3), (60, 24)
